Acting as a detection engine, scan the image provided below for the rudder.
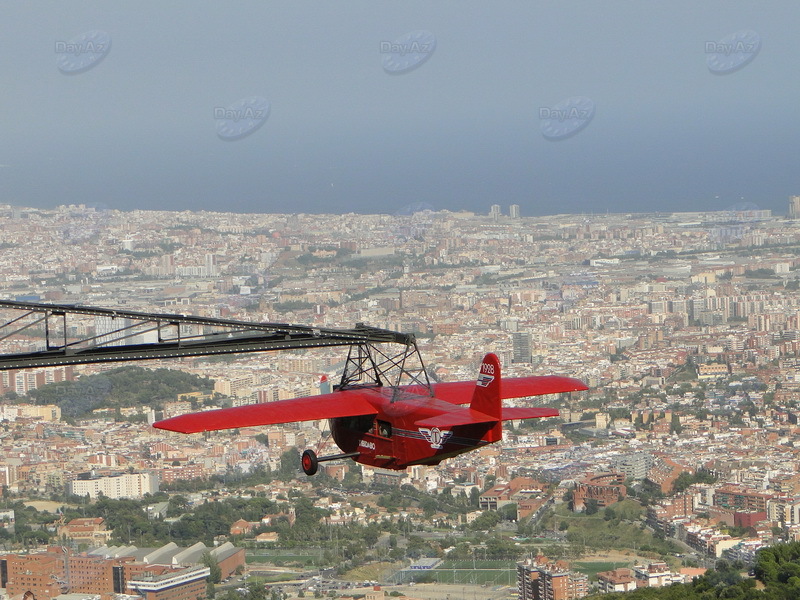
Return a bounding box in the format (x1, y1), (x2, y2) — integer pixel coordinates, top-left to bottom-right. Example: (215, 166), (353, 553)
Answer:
(470, 353), (502, 420)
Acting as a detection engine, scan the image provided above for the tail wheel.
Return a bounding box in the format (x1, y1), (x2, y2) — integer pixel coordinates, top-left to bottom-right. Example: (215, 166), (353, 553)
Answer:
(301, 449), (318, 476)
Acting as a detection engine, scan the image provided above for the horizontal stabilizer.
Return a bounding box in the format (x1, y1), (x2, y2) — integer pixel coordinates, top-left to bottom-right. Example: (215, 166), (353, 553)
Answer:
(154, 390), (378, 434)
(502, 407), (560, 421)
(415, 406), (560, 428)
(415, 407), (497, 428)
(502, 376), (587, 398)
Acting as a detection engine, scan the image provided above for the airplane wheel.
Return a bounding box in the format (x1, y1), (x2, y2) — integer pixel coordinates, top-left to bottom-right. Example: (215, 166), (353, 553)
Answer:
(301, 449), (318, 476)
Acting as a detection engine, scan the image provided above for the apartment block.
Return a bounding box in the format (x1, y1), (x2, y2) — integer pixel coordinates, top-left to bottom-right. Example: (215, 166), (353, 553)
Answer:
(68, 471), (159, 500)
(714, 484), (777, 513)
(517, 558), (588, 600)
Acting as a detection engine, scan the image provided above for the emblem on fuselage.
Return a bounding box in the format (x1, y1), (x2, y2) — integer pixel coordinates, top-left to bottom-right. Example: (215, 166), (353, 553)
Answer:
(419, 427), (452, 449)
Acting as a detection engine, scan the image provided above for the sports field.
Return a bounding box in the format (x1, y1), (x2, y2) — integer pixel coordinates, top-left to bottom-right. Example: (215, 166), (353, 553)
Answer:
(390, 560), (516, 586)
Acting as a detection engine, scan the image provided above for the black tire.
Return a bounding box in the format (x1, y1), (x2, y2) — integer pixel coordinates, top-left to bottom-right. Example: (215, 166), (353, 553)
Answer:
(301, 449), (318, 476)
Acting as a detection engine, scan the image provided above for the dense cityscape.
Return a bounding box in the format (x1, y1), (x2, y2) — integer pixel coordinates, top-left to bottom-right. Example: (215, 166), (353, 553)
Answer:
(3, 199), (800, 599)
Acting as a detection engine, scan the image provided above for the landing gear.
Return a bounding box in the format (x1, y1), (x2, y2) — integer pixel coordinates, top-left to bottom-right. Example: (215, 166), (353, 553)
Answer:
(301, 449), (319, 476)
(300, 449), (361, 476)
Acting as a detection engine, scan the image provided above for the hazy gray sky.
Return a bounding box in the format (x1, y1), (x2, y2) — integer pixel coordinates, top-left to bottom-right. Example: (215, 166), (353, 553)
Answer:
(0, 1), (796, 216)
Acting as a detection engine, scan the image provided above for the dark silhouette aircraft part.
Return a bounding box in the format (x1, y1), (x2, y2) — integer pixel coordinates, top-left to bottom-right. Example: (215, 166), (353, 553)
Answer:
(338, 338), (432, 396)
(0, 300), (413, 370)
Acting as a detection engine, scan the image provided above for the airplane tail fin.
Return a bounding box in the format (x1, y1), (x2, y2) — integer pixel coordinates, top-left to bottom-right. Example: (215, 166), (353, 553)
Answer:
(470, 353), (502, 420)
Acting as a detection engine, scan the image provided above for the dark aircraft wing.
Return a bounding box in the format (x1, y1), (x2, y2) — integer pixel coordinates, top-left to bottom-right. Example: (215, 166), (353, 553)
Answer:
(153, 390), (378, 434)
(409, 375), (588, 405)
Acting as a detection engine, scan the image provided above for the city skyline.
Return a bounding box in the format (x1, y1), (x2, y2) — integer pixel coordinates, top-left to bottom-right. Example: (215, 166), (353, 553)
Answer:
(1, 198), (793, 220)
(1, 200), (800, 597)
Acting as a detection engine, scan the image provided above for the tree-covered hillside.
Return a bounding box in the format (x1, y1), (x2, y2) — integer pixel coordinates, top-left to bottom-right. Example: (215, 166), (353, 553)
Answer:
(588, 542), (800, 600)
(21, 365), (213, 419)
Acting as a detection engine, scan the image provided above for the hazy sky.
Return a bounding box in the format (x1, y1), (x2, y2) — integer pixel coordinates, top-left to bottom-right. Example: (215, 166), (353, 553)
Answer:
(0, 1), (797, 216)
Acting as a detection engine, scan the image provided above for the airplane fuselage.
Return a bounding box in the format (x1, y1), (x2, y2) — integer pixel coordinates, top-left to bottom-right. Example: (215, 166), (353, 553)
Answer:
(330, 386), (501, 470)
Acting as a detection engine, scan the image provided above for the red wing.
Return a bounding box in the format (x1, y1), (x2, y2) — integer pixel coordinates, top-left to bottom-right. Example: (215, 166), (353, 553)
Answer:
(415, 375), (588, 405)
(153, 390), (378, 434)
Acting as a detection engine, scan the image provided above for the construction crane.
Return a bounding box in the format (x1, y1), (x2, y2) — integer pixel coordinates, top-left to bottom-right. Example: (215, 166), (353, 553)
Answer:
(0, 300), (431, 392)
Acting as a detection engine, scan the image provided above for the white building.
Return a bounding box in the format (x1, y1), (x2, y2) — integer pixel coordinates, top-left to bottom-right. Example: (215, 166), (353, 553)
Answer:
(634, 562), (686, 587)
(69, 472), (159, 499)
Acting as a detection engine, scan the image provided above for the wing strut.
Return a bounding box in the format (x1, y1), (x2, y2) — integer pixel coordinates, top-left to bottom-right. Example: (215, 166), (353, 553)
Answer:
(338, 330), (433, 399)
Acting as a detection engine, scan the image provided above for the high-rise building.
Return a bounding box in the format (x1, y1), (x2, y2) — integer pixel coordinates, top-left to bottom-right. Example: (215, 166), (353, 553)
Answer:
(490, 204), (502, 220)
(512, 332), (532, 364)
(160, 253), (176, 276)
(789, 195), (800, 219)
(518, 559), (589, 600)
(204, 253), (217, 277)
(510, 204), (521, 219)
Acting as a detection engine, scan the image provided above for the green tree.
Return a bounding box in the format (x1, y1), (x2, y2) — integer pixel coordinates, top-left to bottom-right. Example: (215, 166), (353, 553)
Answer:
(202, 550), (221, 584)
(499, 503), (518, 521)
(670, 413), (682, 434)
(584, 499), (599, 515)
(470, 511), (501, 530)
(277, 448), (300, 480)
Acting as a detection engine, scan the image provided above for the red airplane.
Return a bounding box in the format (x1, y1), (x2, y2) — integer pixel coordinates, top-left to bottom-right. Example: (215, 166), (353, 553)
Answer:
(154, 353), (587, 475)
